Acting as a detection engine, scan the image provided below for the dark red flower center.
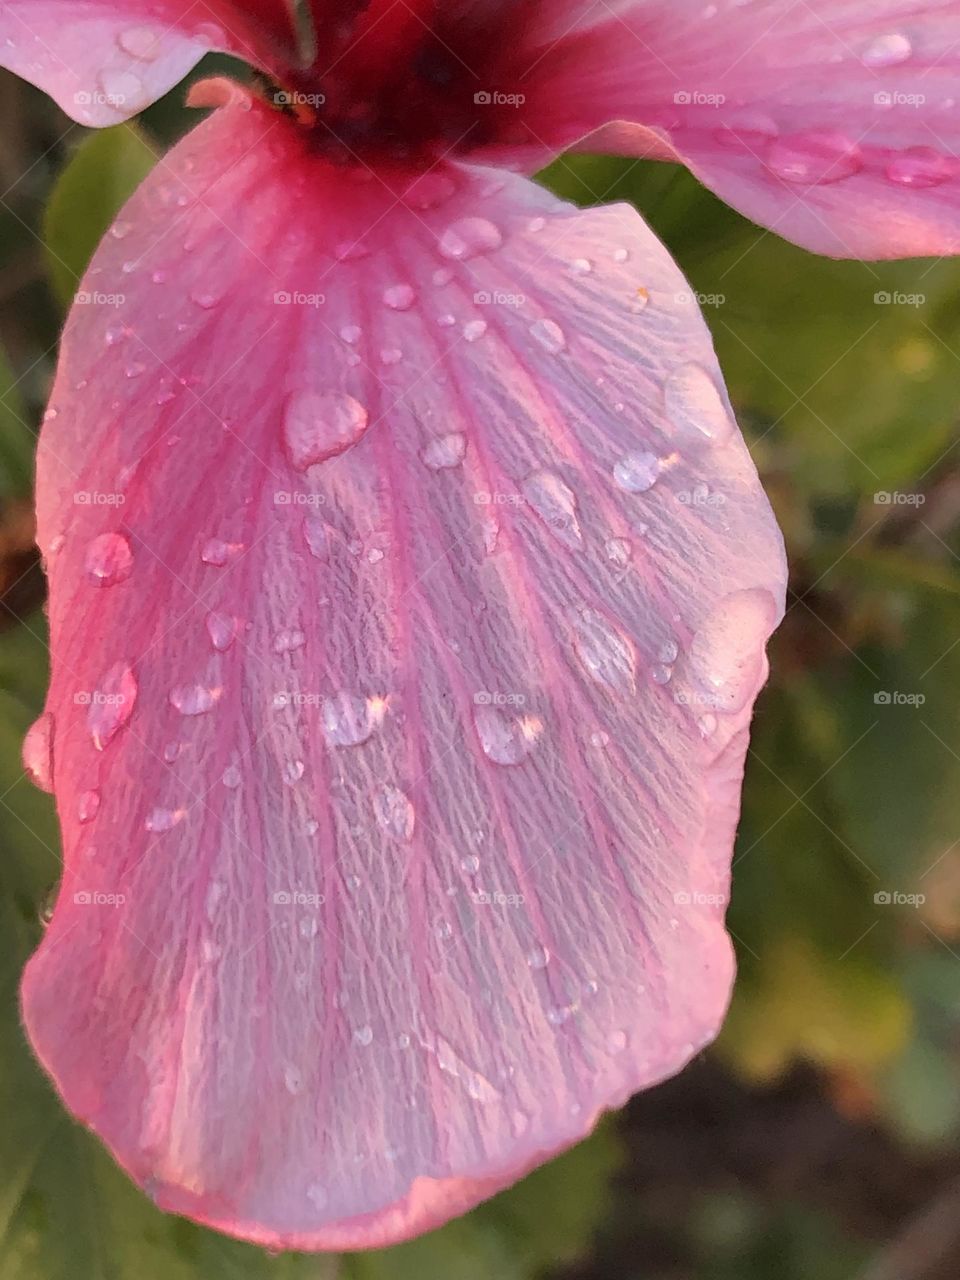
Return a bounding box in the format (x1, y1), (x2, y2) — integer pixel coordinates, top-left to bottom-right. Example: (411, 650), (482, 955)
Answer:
(280, 0), (540, 162)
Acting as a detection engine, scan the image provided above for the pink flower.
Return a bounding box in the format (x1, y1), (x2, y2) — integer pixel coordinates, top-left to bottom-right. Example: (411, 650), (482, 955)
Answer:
(7, 0), (956, 1252)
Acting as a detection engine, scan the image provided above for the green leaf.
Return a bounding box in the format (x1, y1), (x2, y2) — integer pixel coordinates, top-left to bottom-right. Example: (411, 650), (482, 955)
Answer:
(43, 126), (157, 307)
(0, 347), (34, 502)
(345, 1128), (622, 1280)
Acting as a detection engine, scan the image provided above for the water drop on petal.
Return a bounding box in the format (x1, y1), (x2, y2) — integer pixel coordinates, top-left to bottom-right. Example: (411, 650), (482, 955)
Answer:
(422, 432), (466, 470)
(474, 705), (542, 765)
(522, 470), (583, 550)
(169, 683), (221, 716)
(665, 362), (733, 443)
(373, 784), (415, 841)
(571, 607), (637, 693)
(439, 217), (502, 261)
(23, 713), (54, 791)
(89, 662), (137, 750)
(84, 532), (133, 586)
(283, 390), (369, 470)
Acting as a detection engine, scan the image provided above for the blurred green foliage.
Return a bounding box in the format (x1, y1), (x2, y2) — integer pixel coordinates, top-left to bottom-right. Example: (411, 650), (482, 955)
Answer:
(1, 65), (960, 1280)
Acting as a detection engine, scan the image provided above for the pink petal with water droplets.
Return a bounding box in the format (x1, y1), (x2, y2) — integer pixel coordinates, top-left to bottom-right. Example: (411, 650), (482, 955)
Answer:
(0, 0), (293, 125)
(517, 1), (960, 258)
(23, 98), (785, 1250)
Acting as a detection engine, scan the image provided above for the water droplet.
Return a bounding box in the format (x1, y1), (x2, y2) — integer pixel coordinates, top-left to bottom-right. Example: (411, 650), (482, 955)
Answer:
(97, 68), (146, 110)
(463, 319), (488, 342)
(522, 470), (583, 550)
(439, 217), (502, 261)
(688, 588), (779, 714)
(605, 537), (632, 566)
(569, 257), (593, 274)
(861, 31), (912, 67)
(77, 789), (101, 822)
(201, 538), (244, 566)
(302, 514), (329, 561)
(383, 283), (415, 311)
(528, 216), (546, 232)
(191, 288), (221, 310)
(274, 629), (306, 654)
(530, 318), (566, 354)
(474, 704), (542, 765)
(89, 662), (137, 749)
(163, 741), (182, 763)
(403, 172), (455, 209)
(422, 432), (466, 470)
(23, 713), (54, 791)
(353, 1025), (374, 1047)
(340, 324), (362, 345)
(306, 1181), (327, 1209)
(698, 712), (718, 738)
(613, 450), (662, 493)
(118, 26), (161, 59)
(606, 1028), (629, 1053)
(206, 611), (238, 651)
(84, 532), (133, 587)
(665, 362), (733, 443)
(299, 915), (318, 939)
(283, 390), (369, 470)
(169, 683), (221, 716)
(571, 607), (637, 693)
(373, 784), (415, 841)
(283, 759), (305, 785)
(110, 221), (132, 241)
(650, 663), (673, 685)
(222, 763), (241, 789)
(283, 1064), (303, 1095)
(885, 146), (956, 189)
(659, 638), (680, 664)
(612, 247), (629, 263)
(461, 853), (480, 874)
(145, 806), (184, 832)
(591, 729), (610, 749)
(526, 944), (550, 970)
(547, 1003), (576, 1026)
(380, 347), (403, 365)
(322, 691), (380, 747)
(765, 130), (863, 185)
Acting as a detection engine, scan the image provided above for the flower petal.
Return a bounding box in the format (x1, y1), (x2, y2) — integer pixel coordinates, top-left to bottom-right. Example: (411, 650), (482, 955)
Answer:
(519, 1), (960, 258)
(23, 95), (785, 1250)
(0, 1), (293, 124)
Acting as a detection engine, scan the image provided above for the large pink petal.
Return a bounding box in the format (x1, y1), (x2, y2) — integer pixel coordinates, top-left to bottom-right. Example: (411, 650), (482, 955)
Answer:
(518, 1), (960, 258)
(23, 91), (785, 1250)
(0, 1), (293, 124)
